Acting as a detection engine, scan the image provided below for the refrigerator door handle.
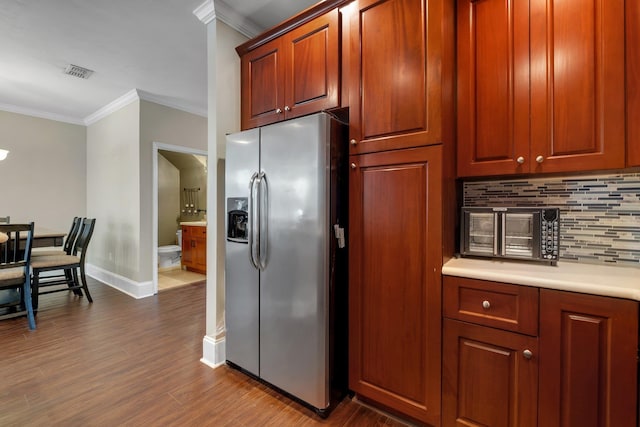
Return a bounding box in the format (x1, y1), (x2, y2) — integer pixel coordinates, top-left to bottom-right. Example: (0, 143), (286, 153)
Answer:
(248, 172), (259, 269)
(258, 171), (268, 271)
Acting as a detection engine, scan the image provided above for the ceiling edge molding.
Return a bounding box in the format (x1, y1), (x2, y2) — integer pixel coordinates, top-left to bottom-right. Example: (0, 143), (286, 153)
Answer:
(193, 0), (216, 25)
(137, 90), (207, 118)
(213, 0), (263, 38)
(83, 89), (140, 126)
(0, 102), (85, 126)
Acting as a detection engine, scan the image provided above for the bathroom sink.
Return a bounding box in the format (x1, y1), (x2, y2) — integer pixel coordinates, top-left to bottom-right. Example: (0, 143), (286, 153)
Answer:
(180, 221), (207, 227)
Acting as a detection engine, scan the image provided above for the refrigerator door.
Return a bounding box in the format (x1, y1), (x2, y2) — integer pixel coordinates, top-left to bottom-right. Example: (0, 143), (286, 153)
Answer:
(259, 113), (331, 409)
(225, 128), (260, 376)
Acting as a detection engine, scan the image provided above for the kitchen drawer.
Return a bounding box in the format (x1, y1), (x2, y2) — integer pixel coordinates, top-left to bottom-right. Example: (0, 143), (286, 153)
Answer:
(443, 276), (539, 336)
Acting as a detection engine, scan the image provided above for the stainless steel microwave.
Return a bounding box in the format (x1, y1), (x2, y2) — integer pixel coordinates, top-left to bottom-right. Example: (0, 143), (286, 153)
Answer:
(460, 207), (560, 263)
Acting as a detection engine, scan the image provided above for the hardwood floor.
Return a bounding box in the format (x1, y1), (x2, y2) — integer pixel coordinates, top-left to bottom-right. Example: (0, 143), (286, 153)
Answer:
(0, 278), (409, 426)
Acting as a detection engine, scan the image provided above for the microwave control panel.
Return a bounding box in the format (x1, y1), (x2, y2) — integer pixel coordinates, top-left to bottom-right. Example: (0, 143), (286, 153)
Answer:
(540, 209), (560, 260)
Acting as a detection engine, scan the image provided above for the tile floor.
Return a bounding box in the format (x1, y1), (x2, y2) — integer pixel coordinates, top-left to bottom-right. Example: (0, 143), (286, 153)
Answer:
(158, 267), (206, 291)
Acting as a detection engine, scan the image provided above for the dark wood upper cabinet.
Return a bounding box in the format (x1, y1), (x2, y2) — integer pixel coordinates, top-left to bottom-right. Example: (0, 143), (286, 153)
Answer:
(539, 289), (638, 427)
(529, 0), (625, 174)
(457, 0), (530, 177)
(241, 41), (285, 130)
(458, 0), (626, 177)
(627, 0), (640, 167)
(347, 0), (445, 154)
(349, 145), (443, 426)
(240, 8), (340, 130)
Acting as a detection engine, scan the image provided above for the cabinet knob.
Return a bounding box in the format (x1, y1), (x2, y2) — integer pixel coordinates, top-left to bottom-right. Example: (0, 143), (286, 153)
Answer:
(482, 300), (491, 310)
(523, 349), (533, 360)
(276, 108), (282, 114)
(536, 155), (545, 163)
(350, 163), (357, 169)
(284, 106), (291, 112)
(350, 139), (357, 146)
(516, 156), (525, 164)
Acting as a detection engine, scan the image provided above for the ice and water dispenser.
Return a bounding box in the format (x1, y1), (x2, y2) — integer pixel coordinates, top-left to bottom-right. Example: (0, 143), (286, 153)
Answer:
(227, 197), (248, 243)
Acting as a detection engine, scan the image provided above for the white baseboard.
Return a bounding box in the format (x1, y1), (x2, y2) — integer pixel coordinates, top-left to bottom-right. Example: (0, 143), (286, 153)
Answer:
(201, 334), (226, 368)
(86, 263), (154, 299)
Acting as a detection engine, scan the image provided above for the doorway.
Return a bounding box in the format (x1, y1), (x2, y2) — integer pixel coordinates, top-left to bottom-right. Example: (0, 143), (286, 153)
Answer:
(152, 142), (207, 294)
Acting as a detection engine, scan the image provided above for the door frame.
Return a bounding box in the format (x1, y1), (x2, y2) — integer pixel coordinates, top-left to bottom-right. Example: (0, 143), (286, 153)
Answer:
(152, 141), (208, 294)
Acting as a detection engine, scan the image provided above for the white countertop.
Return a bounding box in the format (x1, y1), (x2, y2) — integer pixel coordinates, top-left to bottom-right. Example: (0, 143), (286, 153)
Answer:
(442, 257), (640, 301)
(180, 221), (206, 227)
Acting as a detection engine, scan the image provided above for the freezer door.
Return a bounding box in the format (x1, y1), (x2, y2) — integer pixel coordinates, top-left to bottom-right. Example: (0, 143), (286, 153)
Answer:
(225, 129), (260, 376)
(259, 113), (331, 409)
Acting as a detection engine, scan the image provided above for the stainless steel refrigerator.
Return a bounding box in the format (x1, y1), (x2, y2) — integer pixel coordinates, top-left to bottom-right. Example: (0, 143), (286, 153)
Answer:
(225, 112), (348, 414)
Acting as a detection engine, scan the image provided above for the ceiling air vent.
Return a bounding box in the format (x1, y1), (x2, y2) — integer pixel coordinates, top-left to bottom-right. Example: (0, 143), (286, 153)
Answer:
(64, 64), (94, 79)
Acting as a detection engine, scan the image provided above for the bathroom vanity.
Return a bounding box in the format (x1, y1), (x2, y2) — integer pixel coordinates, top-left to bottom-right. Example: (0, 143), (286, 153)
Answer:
(180, 222), (206, 274)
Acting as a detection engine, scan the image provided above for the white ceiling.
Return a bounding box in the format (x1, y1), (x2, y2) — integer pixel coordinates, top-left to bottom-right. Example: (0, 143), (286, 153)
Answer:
(0, 0), (318, 125)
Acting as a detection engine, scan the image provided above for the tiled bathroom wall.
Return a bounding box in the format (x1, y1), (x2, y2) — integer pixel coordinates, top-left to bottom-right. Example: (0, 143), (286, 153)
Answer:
(463, 172), (640, 267)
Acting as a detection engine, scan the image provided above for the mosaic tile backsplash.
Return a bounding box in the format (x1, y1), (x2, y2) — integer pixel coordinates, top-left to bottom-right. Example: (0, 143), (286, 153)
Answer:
(463, 172), (640, 267)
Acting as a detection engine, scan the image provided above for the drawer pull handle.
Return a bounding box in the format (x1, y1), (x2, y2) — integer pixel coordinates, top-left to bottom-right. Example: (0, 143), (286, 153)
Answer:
(523, 349), (533, 360)
(482, 300), (491, 310)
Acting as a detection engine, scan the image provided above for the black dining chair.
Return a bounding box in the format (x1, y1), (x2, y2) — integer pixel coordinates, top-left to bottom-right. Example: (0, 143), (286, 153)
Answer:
(32, 216), (84, 297)
(32, 216), (82, 257)
(31, 218), (96, 310)
(0, 223), (36, 330)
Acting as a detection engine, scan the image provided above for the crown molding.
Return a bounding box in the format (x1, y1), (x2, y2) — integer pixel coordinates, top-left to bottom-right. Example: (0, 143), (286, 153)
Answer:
(83, 89), (207, 126)
(137, 90), (207, 118)
(211, 0), (263, 38)
(193, 0), (216, 25)
(2, 88), (207, 127)
(0, 102), (85, 126)
(83, 89), (140, 125)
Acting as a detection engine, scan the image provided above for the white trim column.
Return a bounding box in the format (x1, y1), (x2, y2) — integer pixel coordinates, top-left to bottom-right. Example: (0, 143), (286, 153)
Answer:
(194, 0), (224, 368)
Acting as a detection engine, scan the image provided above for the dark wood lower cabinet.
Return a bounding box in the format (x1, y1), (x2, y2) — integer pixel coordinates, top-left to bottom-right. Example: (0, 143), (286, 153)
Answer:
(349, 146), (442, 426)
(539, 289), (638, 427)
(442, 320), (538, 427)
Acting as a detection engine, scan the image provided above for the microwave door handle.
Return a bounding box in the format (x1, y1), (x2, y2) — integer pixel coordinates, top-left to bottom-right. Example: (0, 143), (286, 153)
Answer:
(501, 213), (507, 256)
(493, 213), (499, 256)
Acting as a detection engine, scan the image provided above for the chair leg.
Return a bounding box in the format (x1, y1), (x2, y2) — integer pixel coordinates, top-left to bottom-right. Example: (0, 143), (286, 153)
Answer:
(65, 268), (82, 296)
(32, 269), (40, 312)
(79, 264), (92, 303)
(71, 267), (83, 297)
(23, 275), (36, 330)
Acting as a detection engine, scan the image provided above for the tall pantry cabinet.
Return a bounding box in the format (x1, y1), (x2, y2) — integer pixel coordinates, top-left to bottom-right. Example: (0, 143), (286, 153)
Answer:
(344, 0), (455, 425)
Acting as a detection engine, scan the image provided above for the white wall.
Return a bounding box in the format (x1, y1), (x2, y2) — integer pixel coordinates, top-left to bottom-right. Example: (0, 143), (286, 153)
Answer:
(140, 100), (207, 282)
(86, 98), (207, 293)
(157, 153), (180, 246)
(86, 101), (141, 281)
(0, 110), (86, 231)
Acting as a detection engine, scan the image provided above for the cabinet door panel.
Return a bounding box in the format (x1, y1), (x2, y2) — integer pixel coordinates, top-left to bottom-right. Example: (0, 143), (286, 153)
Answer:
(457, 0), (530, 177)
(285, 9), (340, 119)
(349, 146), (442, 425)
(530, 0), (625, 173)
(443, 320), (538, 427)
(627, 0), (640, 166)
(349, 0), (443, 154)
(539, 290), (638, 427)
(241, 41), (285, 129)
(181, 226), (193, 267)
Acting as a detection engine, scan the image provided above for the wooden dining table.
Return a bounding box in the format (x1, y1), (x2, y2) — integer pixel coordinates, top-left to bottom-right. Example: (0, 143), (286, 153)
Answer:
(32, 227), (66, 248)
(0, 226), (65, 249)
